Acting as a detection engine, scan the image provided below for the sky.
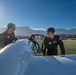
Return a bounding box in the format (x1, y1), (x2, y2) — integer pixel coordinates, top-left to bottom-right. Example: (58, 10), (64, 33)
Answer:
(0, 0), (76, 29)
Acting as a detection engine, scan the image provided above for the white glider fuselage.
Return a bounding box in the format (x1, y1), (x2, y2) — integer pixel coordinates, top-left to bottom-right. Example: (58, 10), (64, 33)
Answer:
(0, 39), (76, 75)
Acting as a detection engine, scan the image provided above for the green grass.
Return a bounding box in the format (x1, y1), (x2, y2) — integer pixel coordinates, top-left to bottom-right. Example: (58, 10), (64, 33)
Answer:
(58, 40), (76, 54)
(35, 40), (76, 56)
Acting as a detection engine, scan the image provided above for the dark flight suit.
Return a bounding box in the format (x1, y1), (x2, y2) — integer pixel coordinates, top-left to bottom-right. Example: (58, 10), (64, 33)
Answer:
(42, 35), (65, 55)
(0, 30), (17, 48)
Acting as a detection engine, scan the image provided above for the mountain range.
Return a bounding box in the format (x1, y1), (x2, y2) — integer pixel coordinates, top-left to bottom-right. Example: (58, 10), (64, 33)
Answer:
(0, 26), (76, 36)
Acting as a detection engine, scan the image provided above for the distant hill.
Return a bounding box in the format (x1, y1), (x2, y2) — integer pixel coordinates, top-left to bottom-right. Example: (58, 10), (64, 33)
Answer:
(0, 27), (46, 36)
(55, 28), (76, 35)
(0, 27), (76, 36)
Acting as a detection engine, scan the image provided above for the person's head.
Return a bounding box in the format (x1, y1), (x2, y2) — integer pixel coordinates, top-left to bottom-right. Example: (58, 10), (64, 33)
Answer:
(7, 23), (16, 34)
(47, 27), (55, 38)
(31, 34), (35, 39)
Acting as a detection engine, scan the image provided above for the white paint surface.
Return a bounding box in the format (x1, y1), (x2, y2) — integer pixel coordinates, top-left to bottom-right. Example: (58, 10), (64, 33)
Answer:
(0, 39), (76, 75)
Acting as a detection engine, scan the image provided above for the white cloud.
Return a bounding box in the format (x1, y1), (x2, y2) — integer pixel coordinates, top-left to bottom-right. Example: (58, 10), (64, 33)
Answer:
(32, 28), (46, 31)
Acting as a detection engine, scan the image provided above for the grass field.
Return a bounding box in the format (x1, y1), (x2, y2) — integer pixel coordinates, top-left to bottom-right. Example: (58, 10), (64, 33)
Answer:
(58, 40), (76, 54)
(35, 40), (76, 55)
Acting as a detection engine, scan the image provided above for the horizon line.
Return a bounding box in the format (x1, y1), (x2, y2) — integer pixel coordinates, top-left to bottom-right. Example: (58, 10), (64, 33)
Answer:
(0, 26), (76, 30)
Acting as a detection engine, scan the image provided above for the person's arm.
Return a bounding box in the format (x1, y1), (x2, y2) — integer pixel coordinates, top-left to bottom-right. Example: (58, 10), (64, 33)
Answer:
(42, 45), (46, 55)
(42, 37), (47, 55)
(58, 36), (65, 55)
(0, 34), (5, 48)
(12, 33), (17, 41)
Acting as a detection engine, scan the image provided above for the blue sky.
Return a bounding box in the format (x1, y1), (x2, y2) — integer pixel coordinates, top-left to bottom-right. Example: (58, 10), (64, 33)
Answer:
(0, 0), (76, 29)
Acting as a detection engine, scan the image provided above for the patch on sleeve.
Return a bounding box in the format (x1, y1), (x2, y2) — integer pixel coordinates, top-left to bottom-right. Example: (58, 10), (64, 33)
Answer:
(49, 42), (52, 45)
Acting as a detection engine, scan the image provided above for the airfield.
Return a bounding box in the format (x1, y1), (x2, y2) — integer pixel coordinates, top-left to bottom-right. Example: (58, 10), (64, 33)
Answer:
(35, 40), (76, 56)
(59, 40), (76, 54)
(17, 35), (76, 55)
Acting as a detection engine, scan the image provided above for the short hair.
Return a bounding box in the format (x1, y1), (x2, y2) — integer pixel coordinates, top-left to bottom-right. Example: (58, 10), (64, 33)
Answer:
(30, 34), (35, 38)
(7, 23), (15, 29)
(29, 34), (35, 40)
(47, 27), (55, 33)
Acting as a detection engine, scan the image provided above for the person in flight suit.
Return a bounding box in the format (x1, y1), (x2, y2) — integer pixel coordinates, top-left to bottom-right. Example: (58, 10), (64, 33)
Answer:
(29, 34), (40, 53)
(42, 27), (65, 56)
(0, 23), (17, 48)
